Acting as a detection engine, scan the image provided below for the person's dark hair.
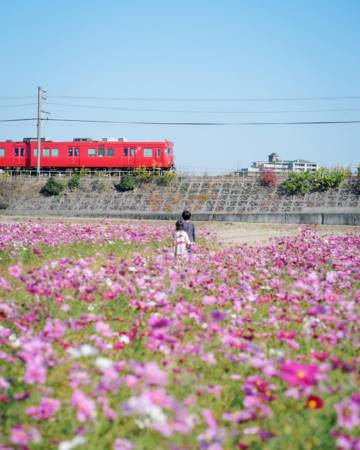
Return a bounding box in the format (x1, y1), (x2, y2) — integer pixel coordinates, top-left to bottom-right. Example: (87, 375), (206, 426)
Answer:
(175, 219), (184, 231)
(182, 210), (191, 221)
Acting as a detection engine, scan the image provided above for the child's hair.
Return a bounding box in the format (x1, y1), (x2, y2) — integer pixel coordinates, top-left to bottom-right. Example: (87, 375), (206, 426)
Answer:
(175, 219), (184, 231)
(182, 210), (191, 220)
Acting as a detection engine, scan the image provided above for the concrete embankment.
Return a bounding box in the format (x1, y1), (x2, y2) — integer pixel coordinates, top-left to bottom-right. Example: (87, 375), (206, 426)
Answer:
(1, 176), (359, 225)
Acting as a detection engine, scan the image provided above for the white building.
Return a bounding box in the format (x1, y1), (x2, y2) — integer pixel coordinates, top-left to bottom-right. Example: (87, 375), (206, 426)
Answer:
(239, 153), (318, 174)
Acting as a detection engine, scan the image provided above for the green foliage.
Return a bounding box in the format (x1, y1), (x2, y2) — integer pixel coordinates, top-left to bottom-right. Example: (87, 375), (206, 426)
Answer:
(115, 173), (136, 192)
(0, 200), (8, 209)
(355, 166), (360, 194)
(67, 174), (80, 191)
(279, 172), (312, 195)
(40, 177), (64, 196)
(311, 167), (349, 192)
(133, 167), (154, 184)
(155, 170), (177, 186)
(279, 167), (349, 195)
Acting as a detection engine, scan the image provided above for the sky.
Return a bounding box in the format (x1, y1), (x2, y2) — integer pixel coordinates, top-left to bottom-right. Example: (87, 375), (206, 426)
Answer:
(0, 0), (359, 173)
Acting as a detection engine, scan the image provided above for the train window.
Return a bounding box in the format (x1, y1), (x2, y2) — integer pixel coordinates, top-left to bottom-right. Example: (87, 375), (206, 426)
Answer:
(43, 148), (50, 157)
(34, 149), (38, 156)
(144, 148), (153, 157)
(123, 148), (128, 157)
(130, 148), (135, 156)
(166, 148), (172, 154)
(75, 148), (79, 156)
(51, 148), (59, 157)
(157, 148), (161, 157)
(106, 148), (114, 156)
(68, 148), (73, 156)
(98, 148), (104, 157)
(15, 148), (19, 157)
(0, 149), (4, 157)
(88, 148), (96, 157)
(21, 148), (25, 157)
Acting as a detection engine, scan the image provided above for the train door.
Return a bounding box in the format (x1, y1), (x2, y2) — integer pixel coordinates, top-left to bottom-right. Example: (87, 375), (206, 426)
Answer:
(129, 146), (135, 168)
(67, 145), (80, 168)
(13, 145), (23, 168)
(154, 146), (162, 168)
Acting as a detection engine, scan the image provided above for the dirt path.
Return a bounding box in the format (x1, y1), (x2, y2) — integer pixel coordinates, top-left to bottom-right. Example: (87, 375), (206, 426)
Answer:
(206, 222), (360, 245)
(1, 215), (359, 246)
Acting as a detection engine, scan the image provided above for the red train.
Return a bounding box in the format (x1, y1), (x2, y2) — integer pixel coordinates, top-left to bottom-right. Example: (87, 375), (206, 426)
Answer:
(0, 137), (174, 171)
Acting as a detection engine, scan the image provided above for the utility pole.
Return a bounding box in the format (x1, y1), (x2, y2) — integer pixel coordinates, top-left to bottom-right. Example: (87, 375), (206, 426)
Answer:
(36, 86), (47, 176)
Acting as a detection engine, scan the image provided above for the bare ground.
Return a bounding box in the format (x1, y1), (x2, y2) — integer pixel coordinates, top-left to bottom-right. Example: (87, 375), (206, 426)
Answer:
(1, 215), (359, 246)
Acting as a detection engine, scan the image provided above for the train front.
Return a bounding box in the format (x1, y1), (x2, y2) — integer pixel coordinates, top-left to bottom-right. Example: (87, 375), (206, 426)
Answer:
(163, 141), (175, 169)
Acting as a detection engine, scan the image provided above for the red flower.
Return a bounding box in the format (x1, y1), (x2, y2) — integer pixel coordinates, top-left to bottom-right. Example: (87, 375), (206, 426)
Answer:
(306, 395), (323, 409)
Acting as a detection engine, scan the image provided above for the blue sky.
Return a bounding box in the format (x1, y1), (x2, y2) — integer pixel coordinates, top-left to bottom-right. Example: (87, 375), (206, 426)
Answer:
(0, 0), (359, 173)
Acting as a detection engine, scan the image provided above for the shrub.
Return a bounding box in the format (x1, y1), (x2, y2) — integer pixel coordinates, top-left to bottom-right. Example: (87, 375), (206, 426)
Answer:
(134, 167), (154, 184)
(115, 173), (136, 192)
(355, 166), (360, 194)
(260, 171), (278, 187)
(311, 167), (349, 192)
(279, 172), (312, 195)
(155, 171), (177, 186)
(0, 200), (8, 209)
(68, 174), (80, 191)
(40, 177), (64, 196)
(279, 167), (350, 195)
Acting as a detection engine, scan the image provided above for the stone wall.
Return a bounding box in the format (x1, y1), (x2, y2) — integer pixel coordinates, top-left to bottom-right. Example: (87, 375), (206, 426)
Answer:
(1, 176), (359, 224)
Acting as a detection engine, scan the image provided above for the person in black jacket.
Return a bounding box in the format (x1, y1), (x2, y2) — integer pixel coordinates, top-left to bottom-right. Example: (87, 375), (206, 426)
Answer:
(182, 210), (195, 253)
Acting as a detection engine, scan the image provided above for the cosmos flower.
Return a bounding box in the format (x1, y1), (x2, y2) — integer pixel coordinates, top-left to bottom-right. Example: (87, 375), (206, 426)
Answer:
(335, 397), (360, 430)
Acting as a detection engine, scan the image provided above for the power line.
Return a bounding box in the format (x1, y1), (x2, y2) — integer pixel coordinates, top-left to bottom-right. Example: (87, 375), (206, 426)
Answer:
(48, 95), (360, 102)
(1, 116), (360, 126)
(47, 102), (360, 115)
(0, 118), (36, 122)
(46, 117), (360, 126)
(0, 103), (36, 108)
(0, 96), (36, 100)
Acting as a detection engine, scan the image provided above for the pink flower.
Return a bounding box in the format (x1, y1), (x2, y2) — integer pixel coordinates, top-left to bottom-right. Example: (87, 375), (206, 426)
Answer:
(26, 397), (61, 420)
(10, 425), (40, 445)
(335, 397), (360, 430)
(24, 361), (47, 384)
(8, 264), (22, 279)
(71, 389), (97, 422)
(113, 438), (134, 450)
(279, 361), (319, 388)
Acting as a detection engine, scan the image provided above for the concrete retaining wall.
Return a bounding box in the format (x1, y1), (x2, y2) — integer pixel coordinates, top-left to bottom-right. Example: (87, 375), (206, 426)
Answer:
(1, 176), (359, 225)
(3, 209), (359, 226)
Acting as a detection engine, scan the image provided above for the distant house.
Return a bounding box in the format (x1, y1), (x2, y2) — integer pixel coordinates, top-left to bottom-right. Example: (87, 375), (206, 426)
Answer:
(238, 153), (319, 174)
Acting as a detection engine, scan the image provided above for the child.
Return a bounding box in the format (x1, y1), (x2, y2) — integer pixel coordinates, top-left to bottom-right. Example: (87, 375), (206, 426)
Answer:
(182, 210), (196, 253)
(174, 219), (190, 258)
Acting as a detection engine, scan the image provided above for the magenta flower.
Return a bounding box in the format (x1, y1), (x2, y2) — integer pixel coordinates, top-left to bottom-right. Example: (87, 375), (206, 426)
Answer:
(335, 397), (360, 430)
(279, 361), (319, 387)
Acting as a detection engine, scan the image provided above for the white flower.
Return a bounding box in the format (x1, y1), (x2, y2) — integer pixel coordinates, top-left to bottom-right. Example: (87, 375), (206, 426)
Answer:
(67, 344), (98, 358)
(58, 435), (87, 450)
(119, 335), (130, 344)
(94, 357), (113, 370)
(9, 334), (21, 348)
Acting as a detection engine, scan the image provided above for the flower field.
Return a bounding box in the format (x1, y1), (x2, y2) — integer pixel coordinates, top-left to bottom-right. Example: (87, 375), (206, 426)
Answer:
(0, 221), (359, 450)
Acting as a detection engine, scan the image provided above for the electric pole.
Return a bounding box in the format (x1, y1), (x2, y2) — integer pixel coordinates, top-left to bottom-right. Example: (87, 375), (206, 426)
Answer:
(36, 86), (47, 176)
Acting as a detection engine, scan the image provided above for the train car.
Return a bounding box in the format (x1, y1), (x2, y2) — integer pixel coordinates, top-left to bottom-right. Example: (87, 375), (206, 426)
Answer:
(0, 138), (174, 171)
